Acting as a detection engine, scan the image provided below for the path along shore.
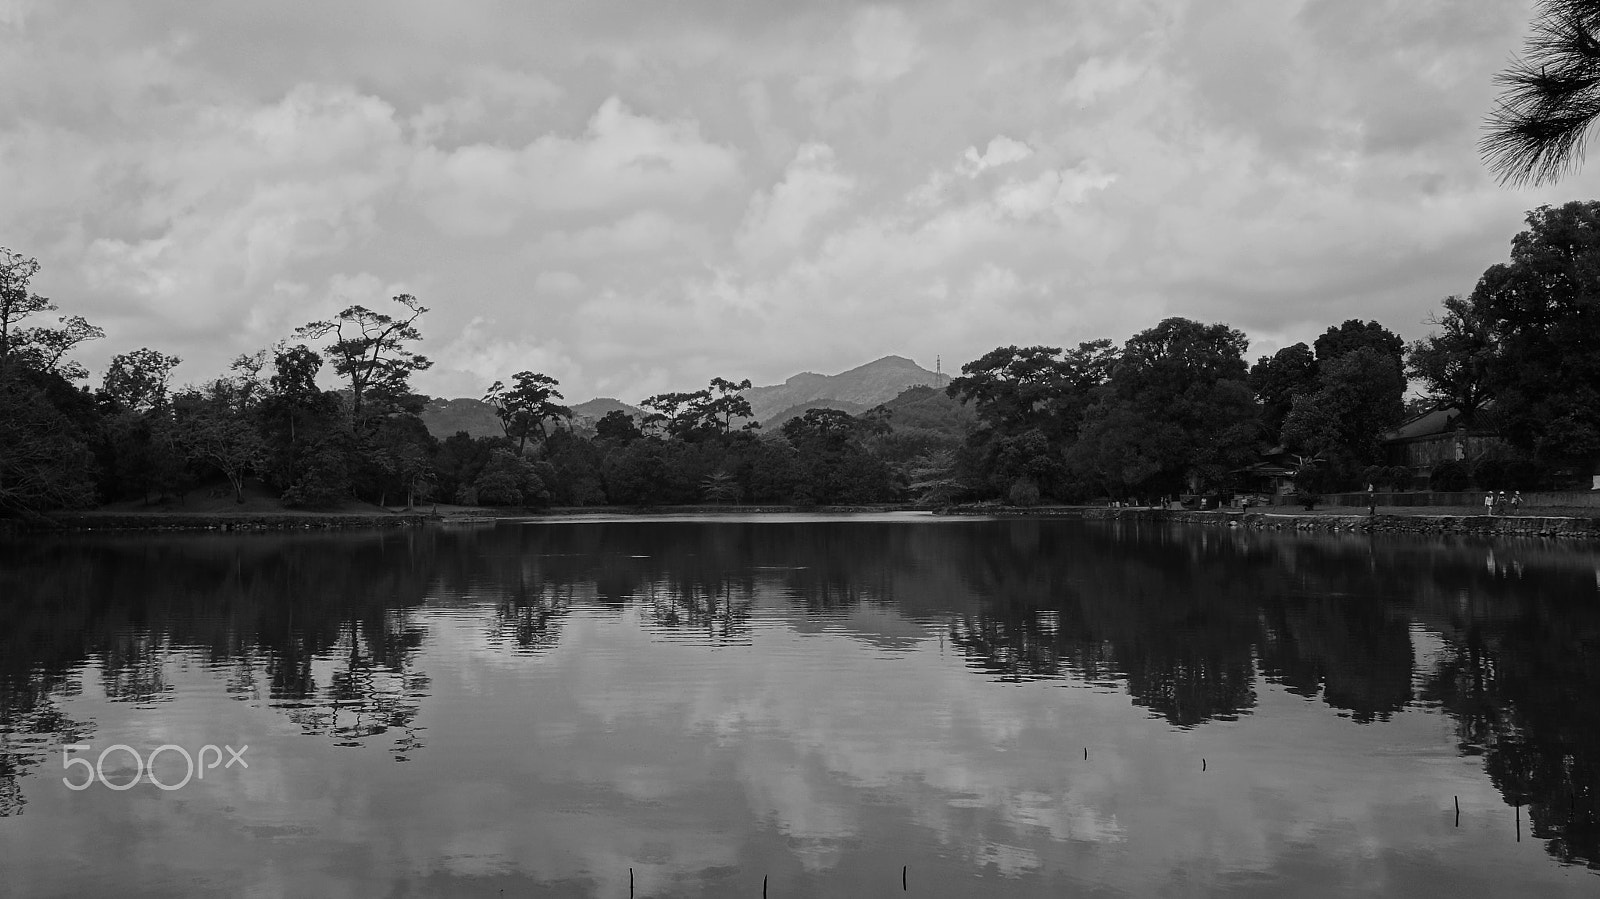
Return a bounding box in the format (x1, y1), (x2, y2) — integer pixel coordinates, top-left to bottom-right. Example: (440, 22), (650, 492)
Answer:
(942, 504), (1600, 538)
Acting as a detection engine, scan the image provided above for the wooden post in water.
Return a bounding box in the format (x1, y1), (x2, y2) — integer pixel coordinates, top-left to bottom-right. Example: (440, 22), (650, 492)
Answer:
(1083, 747), (1087, 760)
(763, 874), (768, 898)
(1202, 758), (1207, 772)
(1455, 796), (1459, 827)
(902, 865), (907, 891)
(1516, 804), (1521, 842)
(630, 867), (634, 898)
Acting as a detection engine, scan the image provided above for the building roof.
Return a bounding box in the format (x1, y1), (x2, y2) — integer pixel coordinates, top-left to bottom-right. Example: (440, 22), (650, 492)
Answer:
(1383, 408), (1457, 442)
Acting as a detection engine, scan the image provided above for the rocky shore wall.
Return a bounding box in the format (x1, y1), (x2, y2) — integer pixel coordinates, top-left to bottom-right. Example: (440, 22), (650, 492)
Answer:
(1081, 507), (1600, 538)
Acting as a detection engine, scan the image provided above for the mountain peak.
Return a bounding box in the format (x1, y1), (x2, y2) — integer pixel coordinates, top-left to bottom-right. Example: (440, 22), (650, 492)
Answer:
(419, 355), (940, 439)
(855, 354), (919, 369)
(743, 354), (937, 423)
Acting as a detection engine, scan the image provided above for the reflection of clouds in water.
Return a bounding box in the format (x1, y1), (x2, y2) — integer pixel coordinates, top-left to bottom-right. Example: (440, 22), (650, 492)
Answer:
(977, 840), (1041, 877)
(1007, 790), (1125, 844)
(9, 519), (1599, 895)
(555, 601), (1138, 874)
(538, 598), (1562, 893)
(737, 743), (855, 872)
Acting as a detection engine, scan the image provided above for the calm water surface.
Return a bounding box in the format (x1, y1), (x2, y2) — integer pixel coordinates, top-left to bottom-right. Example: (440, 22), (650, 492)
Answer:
(1, 514), (1597, 897)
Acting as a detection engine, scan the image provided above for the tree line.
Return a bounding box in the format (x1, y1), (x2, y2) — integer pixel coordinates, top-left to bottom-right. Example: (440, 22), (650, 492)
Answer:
(2, 200), (1596, 516)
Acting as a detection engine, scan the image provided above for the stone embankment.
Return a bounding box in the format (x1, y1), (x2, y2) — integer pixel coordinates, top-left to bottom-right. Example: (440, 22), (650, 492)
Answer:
(1082, 507), (1600, 538)
(25, 512), (437, 532)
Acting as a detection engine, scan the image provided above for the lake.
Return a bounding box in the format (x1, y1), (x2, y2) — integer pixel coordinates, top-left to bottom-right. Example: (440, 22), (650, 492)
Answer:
(1, 514), (1597, 897)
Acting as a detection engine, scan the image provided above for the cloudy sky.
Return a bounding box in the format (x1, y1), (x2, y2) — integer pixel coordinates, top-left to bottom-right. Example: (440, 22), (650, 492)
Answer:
(0, 0), (1581, 402)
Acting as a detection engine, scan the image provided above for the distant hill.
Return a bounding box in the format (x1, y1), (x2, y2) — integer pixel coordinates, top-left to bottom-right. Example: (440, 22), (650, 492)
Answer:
(420, 395), (643, 440)
(571, 397), (644, 424)
(872, 384), (976, 438)
(420, 397), (502, 439)
(742, 355), (938, 423)
(418, 356), (941, 440)
(759, 398), (869, 430)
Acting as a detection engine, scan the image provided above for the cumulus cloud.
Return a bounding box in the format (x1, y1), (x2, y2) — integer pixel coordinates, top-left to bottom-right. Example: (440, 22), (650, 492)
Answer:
(736, 142), (855, 263)
(0, 0), (1578, 402)
(433, 316), (580, 394)
(68, 84), (409, 359)
(408, 96), (742, 237)
(960, 136), (1034, 175)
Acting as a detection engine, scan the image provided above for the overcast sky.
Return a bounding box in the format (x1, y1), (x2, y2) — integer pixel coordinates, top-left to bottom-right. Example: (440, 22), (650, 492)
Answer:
(0, 0), (1582, 402)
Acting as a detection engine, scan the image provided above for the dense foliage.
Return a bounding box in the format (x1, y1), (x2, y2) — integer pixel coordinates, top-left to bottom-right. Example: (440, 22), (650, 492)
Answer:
(3, 204), (1598, 515)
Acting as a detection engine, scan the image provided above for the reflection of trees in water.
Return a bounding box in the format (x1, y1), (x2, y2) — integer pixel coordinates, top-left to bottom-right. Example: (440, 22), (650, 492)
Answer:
(639, 578), (751, 640)
(1416, 554), (1600, 870)
(441, 524), (766, 644)
(0, 676), (91, 817)
(101, 631), (172, 705)
(491, 576), (572, 652)
(4, 520), (1599, 870)
(268, 615), (430, 759)
(947, 612), (1119, 684)
(1255, 595), (1414, 724)
(575, 516), (1595, 871)
(0, 530), (438, 807)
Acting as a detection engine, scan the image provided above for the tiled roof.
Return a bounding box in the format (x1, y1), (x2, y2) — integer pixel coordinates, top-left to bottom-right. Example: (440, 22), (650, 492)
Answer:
(1383, 408), (1458, 441)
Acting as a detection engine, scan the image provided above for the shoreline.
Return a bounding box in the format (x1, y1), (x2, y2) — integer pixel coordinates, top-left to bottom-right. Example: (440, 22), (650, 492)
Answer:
(12, 510), (439, 533)
(1072, 506), (1600, 538)
(5, 503), (934, 533)
(7, 503), (1599, 539)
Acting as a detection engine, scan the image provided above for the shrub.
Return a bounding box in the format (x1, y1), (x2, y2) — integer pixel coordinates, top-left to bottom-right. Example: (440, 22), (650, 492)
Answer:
(472, 449), (549, 506)
(1429, 460), (1472, 492)
(1007, 477), (1041, 507)
(1384, 465), (1414, 491)
(1472, 456), (1512, 491)
(280, 440), (351, 508)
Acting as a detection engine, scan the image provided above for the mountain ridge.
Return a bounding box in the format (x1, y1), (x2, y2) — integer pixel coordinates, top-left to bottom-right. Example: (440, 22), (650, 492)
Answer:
(418, 355), (941, 439)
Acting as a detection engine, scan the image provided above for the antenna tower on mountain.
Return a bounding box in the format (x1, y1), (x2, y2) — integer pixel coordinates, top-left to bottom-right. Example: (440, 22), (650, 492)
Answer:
(935, 355), (942, 388)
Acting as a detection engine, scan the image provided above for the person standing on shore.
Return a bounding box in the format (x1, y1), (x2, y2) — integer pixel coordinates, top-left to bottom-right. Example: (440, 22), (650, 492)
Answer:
(1512, 490), (1523, 514)
(1367, 483), (1376, 516)
(1484, 491), (1495, 516)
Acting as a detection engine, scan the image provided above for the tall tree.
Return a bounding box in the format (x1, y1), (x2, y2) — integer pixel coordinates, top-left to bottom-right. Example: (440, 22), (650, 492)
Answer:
(704, 377), (755, 434)
(0, 380), (98, 515)
(0, 247), (103, 383)
(483, 371), (571, 454)
(101, 348), (181, 412)
(594, 409), (643, 444)
(1482, 0), (1600, 185)
(638, 391), (704, 440)
(947, 341), (1116, 439)
(1249, 342), (1318, 444)
(296, 294), (431, 421)
(1070, 318), (1258, 496)
(1280, 347), (1406, 468)
(1472, 200), (1600, 471)
(257, 344), (343, 495)
(1312, 320), (1404, 366)
(0, 248), (47, 384)
(1406, 295), (1497, 422)
(172, 378), (266, 504)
